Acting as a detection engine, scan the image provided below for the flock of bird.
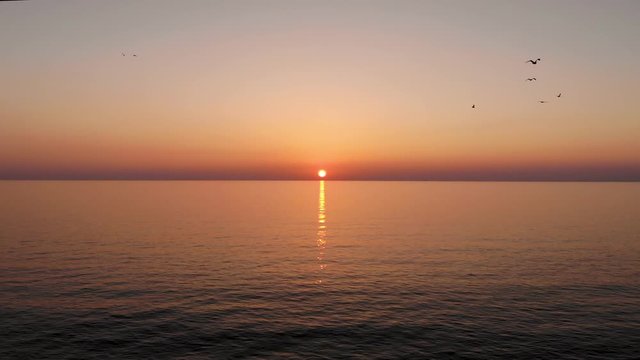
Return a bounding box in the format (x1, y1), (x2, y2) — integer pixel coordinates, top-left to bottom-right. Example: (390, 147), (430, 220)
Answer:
(120, 52), (561, 108)
(472, 58), (562, 109)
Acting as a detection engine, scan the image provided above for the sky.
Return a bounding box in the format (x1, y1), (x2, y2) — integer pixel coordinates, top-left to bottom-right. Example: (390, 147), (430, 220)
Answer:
(1, 0), (639, 180)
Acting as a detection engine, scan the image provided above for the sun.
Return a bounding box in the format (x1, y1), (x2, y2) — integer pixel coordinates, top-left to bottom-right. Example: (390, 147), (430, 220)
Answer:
(318, 169), (327, 178)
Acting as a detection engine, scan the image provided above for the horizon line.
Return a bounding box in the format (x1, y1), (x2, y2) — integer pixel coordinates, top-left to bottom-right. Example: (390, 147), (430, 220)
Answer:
(1, 178), (639, 182)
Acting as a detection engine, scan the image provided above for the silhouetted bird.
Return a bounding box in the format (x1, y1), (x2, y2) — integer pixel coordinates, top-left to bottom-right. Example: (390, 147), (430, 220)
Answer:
(472, 104), (476, 109)
(133, 54), (137, 57)
(538, 100), (548, 103)
(526, 58), (541, 64)
(121, 53), (125, 56)
(526, 78), (537, 81)
(557, 93), (562, 98)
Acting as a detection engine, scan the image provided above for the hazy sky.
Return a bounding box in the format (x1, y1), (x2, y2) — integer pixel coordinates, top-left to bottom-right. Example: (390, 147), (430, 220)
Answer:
(1, 0), (639, 180)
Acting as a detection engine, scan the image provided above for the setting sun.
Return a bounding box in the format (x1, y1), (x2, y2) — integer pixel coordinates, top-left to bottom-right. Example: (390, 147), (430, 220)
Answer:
(318, 169), (327, 178)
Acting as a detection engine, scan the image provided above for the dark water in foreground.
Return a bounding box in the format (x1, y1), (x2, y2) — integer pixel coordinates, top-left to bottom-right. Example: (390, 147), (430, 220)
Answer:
(1, 181), (639, 359)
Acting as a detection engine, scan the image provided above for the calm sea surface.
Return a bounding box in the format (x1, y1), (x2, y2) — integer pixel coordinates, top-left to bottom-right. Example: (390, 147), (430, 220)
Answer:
(1, 181), (639, 359)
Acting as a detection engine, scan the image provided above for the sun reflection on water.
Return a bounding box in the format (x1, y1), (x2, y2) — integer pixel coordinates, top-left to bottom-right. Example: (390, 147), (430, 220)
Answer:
(316, 180), (327, 283)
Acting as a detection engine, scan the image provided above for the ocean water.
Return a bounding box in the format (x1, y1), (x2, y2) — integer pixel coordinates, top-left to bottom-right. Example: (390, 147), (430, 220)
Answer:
(1, 181), (639, 359)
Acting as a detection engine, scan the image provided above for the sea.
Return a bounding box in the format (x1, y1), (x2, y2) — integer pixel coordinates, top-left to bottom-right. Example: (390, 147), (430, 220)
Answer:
(1, 181), (639, 359)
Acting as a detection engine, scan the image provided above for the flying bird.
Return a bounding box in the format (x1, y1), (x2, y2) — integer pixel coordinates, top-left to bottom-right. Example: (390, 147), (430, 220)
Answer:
(472, 104), (476, 109)
(133, 54), (137, 57)
(557, 93), (562, 98)
(121, 53), (125, 56)
(526, 78), (537, 81)
(526, 58), (541, 64)
(538, 100), (548, 103)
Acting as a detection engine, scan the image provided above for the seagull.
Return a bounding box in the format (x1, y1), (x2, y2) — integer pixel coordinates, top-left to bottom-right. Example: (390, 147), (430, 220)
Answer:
(472, 104), (476, 109)
(526, 58), (541, 64)
(526, 78), (537, 81)
(557, 93), (562, 98)
(538, 100), (548, 103)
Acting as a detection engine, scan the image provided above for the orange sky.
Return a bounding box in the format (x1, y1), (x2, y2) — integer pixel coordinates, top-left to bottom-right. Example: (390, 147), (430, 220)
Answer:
(1, 0), (639, 180)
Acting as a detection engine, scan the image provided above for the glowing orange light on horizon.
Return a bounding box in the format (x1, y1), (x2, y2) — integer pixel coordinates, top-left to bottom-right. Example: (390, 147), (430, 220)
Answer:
(318, 169), (327, 178)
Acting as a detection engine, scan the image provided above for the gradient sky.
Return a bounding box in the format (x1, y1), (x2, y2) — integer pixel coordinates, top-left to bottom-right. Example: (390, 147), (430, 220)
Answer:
(1, 0), (639, 180)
